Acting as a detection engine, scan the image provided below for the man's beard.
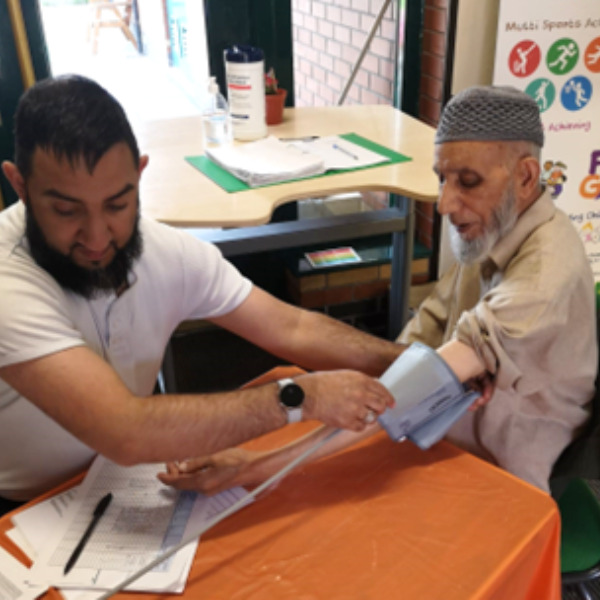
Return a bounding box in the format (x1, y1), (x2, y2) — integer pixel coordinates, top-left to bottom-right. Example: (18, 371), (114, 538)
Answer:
(449, 187), (518, 264)
(25, 205), (143, 299)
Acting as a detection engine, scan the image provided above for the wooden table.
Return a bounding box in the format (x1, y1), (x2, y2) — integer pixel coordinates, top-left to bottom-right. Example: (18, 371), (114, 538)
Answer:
(0, 367), (561, 600)
(136, 105), (438, 227)
(135, 105), (439, 343)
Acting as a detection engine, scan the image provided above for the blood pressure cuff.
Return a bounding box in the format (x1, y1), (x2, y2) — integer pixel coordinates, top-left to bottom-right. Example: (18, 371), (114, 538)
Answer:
(377, 343), (479, 450)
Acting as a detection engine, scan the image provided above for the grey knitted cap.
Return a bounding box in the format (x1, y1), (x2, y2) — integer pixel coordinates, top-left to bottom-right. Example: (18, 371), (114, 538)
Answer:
(435, 85), (544, 147)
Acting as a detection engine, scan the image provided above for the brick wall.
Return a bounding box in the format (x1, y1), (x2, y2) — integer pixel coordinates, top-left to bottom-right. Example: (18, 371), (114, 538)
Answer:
(291, 0), (451, 120)
(419, 0), (450, 126)
(415, 0), (450, 259)
(291, 0), (451, 256)
(288, 0), (453, 330)
(292, 0), (397, 107)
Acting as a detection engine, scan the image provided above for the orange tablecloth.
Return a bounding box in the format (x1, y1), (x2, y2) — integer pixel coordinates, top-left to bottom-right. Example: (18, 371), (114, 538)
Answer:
(0, 367), (561, 600)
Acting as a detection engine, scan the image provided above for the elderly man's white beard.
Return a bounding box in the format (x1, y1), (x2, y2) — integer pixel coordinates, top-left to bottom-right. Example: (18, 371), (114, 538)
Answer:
(449, 187), (519, 264)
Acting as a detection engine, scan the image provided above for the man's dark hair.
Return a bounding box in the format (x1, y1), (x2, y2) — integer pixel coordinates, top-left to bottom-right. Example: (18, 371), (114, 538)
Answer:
(14, 74), (140, 178)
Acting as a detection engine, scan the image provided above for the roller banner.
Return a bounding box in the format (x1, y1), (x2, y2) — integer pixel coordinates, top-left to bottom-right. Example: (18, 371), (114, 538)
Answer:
(493, 1), (600, 285)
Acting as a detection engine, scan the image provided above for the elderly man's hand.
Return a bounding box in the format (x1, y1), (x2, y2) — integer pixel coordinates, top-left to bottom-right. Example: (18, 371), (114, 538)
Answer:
(158, 448), (266, 495)
(296, 371), (395, 431)
(466, 372), (495, 411)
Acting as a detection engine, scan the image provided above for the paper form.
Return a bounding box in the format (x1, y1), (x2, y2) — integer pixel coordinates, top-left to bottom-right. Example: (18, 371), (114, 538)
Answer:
(290, 135), (391, 171)
(0, 546), (43, 600)
(26, 456), (251, 593)
(11, 488), (78, 560)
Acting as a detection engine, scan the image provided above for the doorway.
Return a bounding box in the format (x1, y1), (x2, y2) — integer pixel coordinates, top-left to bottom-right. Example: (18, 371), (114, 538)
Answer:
(38, 0), (209, 128)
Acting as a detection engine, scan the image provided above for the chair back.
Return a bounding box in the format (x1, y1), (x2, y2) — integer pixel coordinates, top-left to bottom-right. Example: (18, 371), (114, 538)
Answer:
(559, 478), (600, 574)
(550, 314), (600, 499)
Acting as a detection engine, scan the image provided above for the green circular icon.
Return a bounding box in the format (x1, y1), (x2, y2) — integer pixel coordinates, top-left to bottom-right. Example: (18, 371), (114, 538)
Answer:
(547, 38), (579, 75)
(526, 78), (555, 112)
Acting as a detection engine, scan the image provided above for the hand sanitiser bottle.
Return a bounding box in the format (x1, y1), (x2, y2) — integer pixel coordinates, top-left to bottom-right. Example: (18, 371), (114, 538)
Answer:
(224, 45), (267, 141)
(201, 76), (233, 148)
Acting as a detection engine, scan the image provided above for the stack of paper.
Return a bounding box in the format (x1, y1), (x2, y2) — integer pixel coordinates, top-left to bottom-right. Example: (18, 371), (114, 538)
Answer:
(206, 135), (325, 187)
(0, 546), (43, 599)
(5, 456), (252, 599)
(205, 134), (391, 187)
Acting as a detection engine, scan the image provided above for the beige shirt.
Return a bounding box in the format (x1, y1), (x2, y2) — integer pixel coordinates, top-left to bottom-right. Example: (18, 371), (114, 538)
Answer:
(399, 190), (597, 491)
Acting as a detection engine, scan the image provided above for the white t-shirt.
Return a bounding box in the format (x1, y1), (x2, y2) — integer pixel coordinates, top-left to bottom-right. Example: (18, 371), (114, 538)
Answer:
(0, 203), (252, 500)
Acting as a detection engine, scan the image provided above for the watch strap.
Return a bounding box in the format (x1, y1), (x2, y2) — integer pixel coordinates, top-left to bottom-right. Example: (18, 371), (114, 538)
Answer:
(277, 378), (303, 424)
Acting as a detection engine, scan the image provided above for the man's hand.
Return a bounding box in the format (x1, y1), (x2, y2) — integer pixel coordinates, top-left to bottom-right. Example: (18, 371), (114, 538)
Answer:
(296, 371), (395, 431)
(158, 448), (265, 495)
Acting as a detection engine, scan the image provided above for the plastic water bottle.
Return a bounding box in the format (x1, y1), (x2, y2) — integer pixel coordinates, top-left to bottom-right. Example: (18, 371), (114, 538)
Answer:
(201, 76), (233, 148)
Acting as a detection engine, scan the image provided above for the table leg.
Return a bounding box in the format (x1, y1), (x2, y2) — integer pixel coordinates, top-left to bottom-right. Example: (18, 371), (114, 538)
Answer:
(388, 195), (414, 339)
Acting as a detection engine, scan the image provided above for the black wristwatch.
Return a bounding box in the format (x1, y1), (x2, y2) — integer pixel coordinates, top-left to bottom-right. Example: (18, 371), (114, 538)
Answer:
(277, 378), (304, 423)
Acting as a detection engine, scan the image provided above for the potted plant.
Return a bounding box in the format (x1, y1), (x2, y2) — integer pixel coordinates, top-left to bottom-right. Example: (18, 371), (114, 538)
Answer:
(265, 67), (287, 125)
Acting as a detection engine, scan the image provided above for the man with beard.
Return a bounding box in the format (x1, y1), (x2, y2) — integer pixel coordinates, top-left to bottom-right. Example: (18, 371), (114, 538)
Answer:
(0, 74), (410, 511)
(160, 86), (597, 495)
(0, 76), (496, 512)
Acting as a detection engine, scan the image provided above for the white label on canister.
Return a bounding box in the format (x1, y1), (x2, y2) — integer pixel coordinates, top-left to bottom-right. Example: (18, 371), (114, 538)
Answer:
(225, 60), (267, 141)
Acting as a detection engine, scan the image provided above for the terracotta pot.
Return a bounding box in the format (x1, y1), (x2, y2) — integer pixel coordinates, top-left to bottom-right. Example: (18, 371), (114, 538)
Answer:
(265, 88), (287, 125)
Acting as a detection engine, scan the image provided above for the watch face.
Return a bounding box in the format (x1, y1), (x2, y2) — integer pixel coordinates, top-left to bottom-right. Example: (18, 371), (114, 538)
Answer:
(280, 382), (304, 408)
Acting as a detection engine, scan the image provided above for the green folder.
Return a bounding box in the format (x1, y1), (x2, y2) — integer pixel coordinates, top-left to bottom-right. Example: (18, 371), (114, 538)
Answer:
(185, 133), (412, 193)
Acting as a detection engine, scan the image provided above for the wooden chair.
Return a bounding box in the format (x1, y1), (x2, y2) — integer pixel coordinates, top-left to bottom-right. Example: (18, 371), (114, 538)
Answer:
(87, 0), (138, 55)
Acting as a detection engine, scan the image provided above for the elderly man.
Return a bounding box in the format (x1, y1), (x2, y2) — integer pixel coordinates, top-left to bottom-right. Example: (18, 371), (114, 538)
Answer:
(161, 85), (597, 494)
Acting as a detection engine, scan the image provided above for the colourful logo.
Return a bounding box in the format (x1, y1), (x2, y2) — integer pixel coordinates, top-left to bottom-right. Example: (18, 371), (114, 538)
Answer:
(584, 36), (600, 74)
(580, 150), (600, 200)
(509, 41), (541, 77)
(541, 160), (567, 199)
(547, 38), (579, 75)
(579, 221), (600, 245)
(526, 78), (555, 112)
(561, 76), (592, 111)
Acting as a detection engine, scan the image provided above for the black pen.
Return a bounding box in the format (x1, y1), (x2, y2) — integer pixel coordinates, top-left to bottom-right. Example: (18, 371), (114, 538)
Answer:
(64, 492), (112, 575)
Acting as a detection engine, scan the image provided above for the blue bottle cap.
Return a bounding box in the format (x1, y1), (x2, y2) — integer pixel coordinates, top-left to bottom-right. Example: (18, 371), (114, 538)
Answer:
(224, 45), (264, 63)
